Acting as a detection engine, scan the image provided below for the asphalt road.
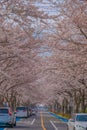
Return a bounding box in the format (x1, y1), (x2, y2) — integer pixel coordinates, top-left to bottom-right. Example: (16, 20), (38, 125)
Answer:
(5, 112), (68, 130)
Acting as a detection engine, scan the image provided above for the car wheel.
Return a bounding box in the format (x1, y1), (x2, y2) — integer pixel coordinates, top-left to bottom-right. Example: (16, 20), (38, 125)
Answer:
(73, 127), (76, 130)
(67, 126), (69, 130)
(14, 121), (16, 126)
(68, 125), (71, 130)
(68, 125), (74, 130)
(10, 123), (14, 128)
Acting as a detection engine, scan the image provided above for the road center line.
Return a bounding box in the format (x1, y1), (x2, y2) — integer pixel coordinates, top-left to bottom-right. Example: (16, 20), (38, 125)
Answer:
(31, 119), (36, 125)
(50, 120), (58, 130)
(41, 113), (47, 130)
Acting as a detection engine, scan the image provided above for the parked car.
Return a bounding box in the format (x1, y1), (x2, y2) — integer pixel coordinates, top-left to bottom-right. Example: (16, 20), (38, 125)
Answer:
(31, 108), (36, 115)
(16, 106), (29, 118)
(0, 107), (16, 127)
(68, 113), (87, 130)
(32, 108), (37, 115)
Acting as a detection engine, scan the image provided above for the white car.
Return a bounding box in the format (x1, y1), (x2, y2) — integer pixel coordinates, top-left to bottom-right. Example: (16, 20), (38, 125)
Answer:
(0, 107), (16, 127)
(68, 113), (87, 130)
(16, 106), (29, 118)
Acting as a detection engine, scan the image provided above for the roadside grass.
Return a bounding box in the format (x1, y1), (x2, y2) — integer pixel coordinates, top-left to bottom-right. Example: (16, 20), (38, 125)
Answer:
(85, 108), (87, 113)
(56, 113), (71, 119)
(49, 112), (68, 122)
(50, 111), (71, 119)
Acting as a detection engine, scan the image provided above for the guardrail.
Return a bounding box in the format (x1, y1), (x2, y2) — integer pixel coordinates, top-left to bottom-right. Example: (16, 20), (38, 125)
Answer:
(49, 112), (68, 122)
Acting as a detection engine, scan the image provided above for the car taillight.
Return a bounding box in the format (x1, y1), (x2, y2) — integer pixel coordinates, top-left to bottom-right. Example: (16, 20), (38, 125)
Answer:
(9, 111), (12, 116)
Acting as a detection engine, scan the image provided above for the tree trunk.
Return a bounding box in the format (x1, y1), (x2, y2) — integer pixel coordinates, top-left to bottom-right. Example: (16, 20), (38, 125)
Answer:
(81, 89), (85, 112)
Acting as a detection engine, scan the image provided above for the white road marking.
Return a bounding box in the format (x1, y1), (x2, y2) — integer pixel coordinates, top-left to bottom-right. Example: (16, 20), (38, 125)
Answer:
(50, 120), (58, 130)
(53, 121), (61, 123)
(31, 119), (35, 125)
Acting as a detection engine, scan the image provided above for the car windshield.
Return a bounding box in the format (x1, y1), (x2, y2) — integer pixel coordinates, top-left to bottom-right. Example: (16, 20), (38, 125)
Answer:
(76, 115), (87, 121)
(0, 109), (8, 113)
(16, 107), (26, 110)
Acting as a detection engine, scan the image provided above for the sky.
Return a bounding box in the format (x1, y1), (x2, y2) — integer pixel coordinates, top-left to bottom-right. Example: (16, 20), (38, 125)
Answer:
(33, 0), (59, 16)
(38, 46), (53, 58)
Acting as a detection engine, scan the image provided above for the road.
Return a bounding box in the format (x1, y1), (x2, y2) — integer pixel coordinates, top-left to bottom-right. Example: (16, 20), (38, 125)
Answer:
(5, 112), (68, 130)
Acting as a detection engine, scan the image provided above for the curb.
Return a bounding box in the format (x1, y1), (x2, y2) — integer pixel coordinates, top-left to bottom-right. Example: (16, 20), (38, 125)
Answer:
(49, 112), (68, 122)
